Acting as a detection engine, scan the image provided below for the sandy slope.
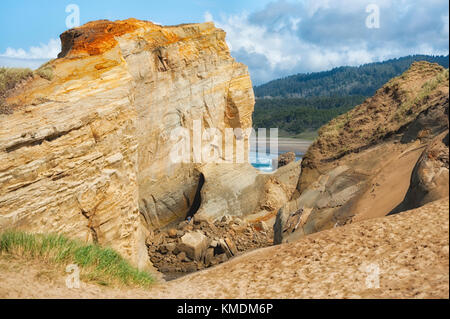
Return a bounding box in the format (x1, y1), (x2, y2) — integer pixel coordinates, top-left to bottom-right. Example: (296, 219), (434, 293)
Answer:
(153, 197), (449, 299)
(1, 198), (448, 299)
(351, 142), (426, 222)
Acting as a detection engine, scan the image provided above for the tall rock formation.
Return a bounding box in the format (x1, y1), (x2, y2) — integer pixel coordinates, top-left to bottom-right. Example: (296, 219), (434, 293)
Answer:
(275, 62), (449, 244)
(0, 19), (300, 270)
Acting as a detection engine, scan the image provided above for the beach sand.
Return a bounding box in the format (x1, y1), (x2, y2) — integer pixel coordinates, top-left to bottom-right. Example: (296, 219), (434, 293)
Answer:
(276, 138), (313, 154)
(252, 138), (313, 155)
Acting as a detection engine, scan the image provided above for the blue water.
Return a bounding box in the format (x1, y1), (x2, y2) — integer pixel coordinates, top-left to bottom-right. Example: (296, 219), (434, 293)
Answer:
(250, 151), (303, 172)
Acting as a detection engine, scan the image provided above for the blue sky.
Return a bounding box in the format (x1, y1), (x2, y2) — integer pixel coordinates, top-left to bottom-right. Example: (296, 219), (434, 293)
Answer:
(1, 0), (448, 84)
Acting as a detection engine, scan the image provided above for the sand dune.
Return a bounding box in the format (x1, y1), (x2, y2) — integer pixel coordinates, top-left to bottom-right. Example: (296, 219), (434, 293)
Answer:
(1, 198), (447, 299)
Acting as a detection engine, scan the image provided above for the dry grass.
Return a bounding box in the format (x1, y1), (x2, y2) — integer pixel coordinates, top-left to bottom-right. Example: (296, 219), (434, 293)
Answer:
(0, 65), (55, 114)
(395, 68), (449, 121)
(0, 67), (34, 97)
(35, 62), (54, 81)
(0, 67), (35, 114)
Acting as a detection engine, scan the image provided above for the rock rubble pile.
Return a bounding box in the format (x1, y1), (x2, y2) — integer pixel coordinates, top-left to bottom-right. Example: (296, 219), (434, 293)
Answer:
(147, 216), (273, 278)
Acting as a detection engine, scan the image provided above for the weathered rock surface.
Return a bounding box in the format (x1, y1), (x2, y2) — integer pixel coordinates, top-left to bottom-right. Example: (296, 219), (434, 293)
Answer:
(275, 62), (449, 244)
(391, 130), (449, 213)
(2, 19), (250, 271)
(298, 62), (449, 192)
(0, 19), (300, 271)
(275, 152), (296, 168)
(177, 231), (209, 261)
(194, 160), (301, 223)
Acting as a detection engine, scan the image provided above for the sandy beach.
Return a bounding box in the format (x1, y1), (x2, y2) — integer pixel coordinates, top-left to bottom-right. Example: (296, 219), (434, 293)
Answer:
(251, 138), (313, 154)
(276, 138), (313, 154)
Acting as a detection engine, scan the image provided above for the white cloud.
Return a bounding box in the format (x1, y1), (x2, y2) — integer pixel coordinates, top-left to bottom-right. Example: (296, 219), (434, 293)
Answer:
(204, 11), (214, 22)
(205, 0), (449, 84)
(0, 57), (50, 69)
(290, 17), (301, 31)
(211, 12), (303, 71)
(442, 14), (449, 37)
(0, 38), (60, 69)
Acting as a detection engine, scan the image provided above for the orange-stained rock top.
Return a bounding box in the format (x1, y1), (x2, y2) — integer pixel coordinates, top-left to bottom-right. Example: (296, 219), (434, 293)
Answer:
(4, 18), (224, 107)
(56, 18), (220, 59)
(58, 18), (148, 58)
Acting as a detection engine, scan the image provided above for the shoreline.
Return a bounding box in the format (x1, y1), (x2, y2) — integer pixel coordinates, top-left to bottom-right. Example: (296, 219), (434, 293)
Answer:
(251, 138), (313, 154)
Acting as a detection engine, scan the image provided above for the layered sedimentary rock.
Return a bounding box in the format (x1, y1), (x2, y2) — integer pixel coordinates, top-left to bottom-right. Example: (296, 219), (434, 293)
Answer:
(275, 62), (449, 244)
(0, 19), (300, 270)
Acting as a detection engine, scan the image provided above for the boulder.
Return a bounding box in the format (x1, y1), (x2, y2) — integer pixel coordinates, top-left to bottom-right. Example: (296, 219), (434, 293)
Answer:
(275, 152), (296, 168)
(167, 228), (178, 238)
(218, 239), (230, 257)
(165, 243), (176, 254)
(255, 221), (269, 232)
(224, 238), (238, 256)
(177, 231), (209, 261)
(194, 160), (301, 223)
(204, 248), (215, 266)
(221, 215), (233, 224)
(176, 251), (187, 262)
(158, 245), (168, 254)
(219, 238), (238, 258)
(209, 240), (219, 248)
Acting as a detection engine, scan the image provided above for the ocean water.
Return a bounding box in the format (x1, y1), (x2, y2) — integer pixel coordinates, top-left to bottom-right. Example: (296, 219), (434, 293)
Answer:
(250, 151), (303, 172)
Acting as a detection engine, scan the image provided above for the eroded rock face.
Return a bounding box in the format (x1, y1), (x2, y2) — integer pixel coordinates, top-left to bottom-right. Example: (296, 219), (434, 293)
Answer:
(298, 62), (449, 193)
(275, 152), (296, 168)
(194, 160), (301, 223)
(275, 62), (449, 244)
(392, 131), (449, 213)
(0, 19), (255, 270)
(0, 19), (301, 271)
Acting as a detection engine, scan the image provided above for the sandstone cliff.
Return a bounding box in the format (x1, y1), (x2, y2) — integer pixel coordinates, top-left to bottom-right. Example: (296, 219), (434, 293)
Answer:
(0, 19), (299, 270)
(275, 62), (449, 244)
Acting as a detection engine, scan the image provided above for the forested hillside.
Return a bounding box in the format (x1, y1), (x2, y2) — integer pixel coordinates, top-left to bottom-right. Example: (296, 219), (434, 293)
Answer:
(254, 55), (449, 98)
(253, 96), (367, 137)
(252, 55), (449, 138)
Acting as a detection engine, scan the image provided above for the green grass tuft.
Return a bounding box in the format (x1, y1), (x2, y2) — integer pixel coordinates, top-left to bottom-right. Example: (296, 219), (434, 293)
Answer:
(0, 231), (154, 288)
